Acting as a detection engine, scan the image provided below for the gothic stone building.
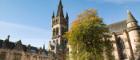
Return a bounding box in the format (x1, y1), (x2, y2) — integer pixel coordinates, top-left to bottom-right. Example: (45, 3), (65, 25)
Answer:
(0, 35), (49, 60)
(108, 11), (140, 60)
(48, 0), (68, 60)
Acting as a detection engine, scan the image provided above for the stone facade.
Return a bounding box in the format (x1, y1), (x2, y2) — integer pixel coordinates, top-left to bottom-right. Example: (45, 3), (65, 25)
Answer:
(108, 11), (140, 60)
(0, 35), (49, 60)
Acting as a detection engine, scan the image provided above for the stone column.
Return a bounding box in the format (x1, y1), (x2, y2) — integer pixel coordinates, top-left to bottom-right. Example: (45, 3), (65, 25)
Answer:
(21, 52), (26, 60)
(112, 32), (119, 60)
(123, 30), (134, 60)
(5, 50), (10, 60)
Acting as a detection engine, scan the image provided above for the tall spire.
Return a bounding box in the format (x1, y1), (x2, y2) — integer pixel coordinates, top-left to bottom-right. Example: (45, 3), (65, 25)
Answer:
(57, 0), (64, 17)
(127, 10), (137, 23)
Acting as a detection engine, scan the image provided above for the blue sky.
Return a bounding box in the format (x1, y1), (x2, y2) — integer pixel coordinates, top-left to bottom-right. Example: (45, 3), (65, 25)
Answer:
(0, 0), (140, 48)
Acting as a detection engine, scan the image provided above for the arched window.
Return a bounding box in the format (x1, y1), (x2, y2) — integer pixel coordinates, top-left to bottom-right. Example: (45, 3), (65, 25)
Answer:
(52, 20), (55, 26)
(33, 56), (37, 60)
(26, 55), (30, 60)
(116, 37), (127, 59)
(61, 27), (66, 35)
(0, 52), (6, 60)
(13, 53), (22, 60)
(53, 29), (55, 36)
(56, 28), (59, 35)
(56, 19), (58, 24)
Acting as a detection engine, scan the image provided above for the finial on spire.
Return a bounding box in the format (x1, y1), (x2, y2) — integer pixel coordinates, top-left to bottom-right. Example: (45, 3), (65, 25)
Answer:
(65, 12), (69, 21)
(43, 44), (45, 50)
(52, 11), (55, 18)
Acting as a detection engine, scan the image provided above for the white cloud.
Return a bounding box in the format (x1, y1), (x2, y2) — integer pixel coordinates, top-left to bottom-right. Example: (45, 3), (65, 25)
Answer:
(0, 21), (51, 48)
(88, 0), (140, 4)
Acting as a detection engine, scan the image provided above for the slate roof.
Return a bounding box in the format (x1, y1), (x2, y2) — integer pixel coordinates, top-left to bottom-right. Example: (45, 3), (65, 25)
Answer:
(107, 11), (138, 33)
(107, 20), (127, 32)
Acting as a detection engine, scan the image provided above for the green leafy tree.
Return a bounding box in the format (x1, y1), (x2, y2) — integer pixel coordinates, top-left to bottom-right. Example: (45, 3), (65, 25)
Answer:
(65, 9), (114, 60)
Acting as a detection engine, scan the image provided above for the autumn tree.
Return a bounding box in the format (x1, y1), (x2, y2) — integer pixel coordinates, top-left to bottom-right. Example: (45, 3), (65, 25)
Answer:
(65, 9), (114, 60)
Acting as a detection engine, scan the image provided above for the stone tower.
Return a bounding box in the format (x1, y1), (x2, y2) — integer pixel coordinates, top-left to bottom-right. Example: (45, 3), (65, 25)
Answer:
(50, 0), (69, 60)
(126, 10), (140, 59)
